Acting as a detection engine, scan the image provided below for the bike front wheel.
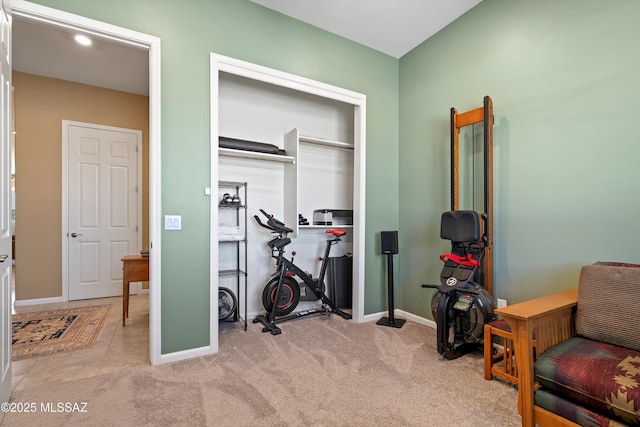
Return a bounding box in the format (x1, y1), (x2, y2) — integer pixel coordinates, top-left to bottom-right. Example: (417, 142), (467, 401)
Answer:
(219, 287), (238, 320)
(262, 276), (300, 316)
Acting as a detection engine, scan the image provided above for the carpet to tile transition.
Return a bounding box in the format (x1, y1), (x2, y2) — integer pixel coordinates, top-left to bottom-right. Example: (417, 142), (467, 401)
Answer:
(11, 304), (113, 361)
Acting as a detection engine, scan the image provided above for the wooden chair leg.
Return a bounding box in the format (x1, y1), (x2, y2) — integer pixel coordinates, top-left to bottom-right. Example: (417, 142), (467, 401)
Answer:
(484, 323), (494, 380)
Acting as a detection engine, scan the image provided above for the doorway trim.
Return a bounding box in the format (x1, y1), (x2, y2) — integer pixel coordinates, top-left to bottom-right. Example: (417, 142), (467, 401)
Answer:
(62, 120), (143, 301)
(11, 0), (162, 365)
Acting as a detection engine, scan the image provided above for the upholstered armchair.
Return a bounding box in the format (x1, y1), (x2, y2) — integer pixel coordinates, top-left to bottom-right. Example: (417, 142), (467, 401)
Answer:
(496, 264), (640, 427)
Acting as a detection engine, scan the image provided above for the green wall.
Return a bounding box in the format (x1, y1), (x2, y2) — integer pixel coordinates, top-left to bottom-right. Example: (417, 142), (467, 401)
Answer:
(399, 0), (640, 318)
(28, 0), (399, 353)
(27, 0), (639, 351)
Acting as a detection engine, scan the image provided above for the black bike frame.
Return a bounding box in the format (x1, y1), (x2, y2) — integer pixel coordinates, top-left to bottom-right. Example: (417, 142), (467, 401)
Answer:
(254, 220), (352, 335)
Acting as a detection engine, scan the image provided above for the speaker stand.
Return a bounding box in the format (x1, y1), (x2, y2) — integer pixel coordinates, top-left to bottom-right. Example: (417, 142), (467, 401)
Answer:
(377, 252), (406, 328)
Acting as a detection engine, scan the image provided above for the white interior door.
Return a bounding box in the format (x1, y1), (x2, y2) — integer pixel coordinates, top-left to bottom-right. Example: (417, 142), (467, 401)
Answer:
(0, 0), (12, 415)
(65, 121), (140, 300)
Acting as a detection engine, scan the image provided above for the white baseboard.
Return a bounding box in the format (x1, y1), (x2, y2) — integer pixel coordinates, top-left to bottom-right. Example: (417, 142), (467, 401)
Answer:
(158, 345), (214, 365)
(395, 309), (437, 329)
(364, 309), (436, 329)
(363, 310), (386, 322)
(14, 296), (65, 307)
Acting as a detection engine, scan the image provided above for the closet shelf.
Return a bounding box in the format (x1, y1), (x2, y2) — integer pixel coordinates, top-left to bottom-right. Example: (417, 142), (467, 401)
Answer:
(219, 268), (247, 278)
(219, 180), (247, 188)
(218, 236), (246, 242)
(299, 135), (354, 150)
(219, 147), (295, 163)
(299, 224), (354, 230)
(217, 181), (247, 330)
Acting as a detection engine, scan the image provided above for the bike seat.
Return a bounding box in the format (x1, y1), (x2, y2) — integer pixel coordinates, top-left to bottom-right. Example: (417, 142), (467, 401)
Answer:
(326, 229), (346, 237)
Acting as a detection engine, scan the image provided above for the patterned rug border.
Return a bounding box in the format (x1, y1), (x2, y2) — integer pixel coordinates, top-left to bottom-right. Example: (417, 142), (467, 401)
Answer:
(11, 304), (113, 361)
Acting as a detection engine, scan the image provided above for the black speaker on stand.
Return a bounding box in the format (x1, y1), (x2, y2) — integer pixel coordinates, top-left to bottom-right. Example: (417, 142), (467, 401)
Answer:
(377, 231), (406, 328)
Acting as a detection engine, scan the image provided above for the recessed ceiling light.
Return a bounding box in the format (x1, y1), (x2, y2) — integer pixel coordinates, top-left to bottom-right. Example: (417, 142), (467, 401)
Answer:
(74, 34), (92, 46)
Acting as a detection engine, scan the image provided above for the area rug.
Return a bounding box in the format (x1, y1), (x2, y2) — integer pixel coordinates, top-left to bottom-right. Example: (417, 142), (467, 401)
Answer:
(11, 304), (113, 361)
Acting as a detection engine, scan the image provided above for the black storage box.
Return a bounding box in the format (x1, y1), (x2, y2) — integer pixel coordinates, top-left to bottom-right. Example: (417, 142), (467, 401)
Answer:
(326, 254), (353, 309)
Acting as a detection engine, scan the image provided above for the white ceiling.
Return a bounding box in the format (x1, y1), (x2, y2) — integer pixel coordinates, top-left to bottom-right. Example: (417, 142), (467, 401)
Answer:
(250, 0), (482, 58)
(12, 18), (149, 95)
(12, 1), (482, 95)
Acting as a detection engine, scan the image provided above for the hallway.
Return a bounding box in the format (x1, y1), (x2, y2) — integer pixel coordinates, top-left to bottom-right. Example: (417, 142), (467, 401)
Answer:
(11, 294), (149, 392)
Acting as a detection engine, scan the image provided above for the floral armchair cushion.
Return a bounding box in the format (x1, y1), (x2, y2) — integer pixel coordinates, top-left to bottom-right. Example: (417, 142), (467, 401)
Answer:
(535, 336), (640, 425)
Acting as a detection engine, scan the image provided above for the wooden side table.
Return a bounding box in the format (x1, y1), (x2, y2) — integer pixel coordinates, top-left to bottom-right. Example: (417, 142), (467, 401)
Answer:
(121, 255), (149, 326)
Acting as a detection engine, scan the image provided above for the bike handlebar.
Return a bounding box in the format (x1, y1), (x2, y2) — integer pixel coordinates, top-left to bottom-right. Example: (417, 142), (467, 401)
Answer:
(254, 209), (293, 234)
(253, 214), (270, 229)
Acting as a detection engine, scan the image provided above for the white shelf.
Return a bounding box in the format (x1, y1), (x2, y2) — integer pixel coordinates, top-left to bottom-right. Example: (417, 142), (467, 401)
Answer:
(299, 224), (353, 230)
(299, 135), (354, 150)
(218, 147), (295, 163)
(218, 236), (246, 242)
(283, 128), (354, 237)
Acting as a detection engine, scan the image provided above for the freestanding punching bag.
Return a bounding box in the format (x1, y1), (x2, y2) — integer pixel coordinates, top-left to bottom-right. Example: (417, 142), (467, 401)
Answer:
(377, 231), (406, 328)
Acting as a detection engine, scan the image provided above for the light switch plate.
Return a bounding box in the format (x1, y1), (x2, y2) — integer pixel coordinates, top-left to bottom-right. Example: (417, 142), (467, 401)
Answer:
(164, 215), (182, 230)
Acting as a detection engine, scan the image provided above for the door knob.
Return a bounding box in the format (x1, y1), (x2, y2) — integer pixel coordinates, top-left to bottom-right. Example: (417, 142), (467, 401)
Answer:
(70, 232), (83, 238)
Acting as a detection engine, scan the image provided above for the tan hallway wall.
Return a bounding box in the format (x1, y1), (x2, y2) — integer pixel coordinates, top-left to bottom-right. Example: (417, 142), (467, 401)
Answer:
(13, 71), (149, 301)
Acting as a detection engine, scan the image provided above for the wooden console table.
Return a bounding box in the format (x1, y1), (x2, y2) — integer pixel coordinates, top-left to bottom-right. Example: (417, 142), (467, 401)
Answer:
(121, 255), (149, 326)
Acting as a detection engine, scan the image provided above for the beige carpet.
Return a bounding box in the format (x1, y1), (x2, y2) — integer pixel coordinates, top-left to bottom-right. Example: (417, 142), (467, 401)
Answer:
(3, 316), (520, 426)
(11, 305), (113, 361)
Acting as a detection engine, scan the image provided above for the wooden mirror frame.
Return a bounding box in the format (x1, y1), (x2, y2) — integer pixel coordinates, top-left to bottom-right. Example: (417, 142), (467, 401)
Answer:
(450, 96), (494, 295)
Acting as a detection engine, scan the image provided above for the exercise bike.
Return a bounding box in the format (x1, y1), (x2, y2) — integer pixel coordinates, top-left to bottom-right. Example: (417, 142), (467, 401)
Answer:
(253, 209), (352, 335)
